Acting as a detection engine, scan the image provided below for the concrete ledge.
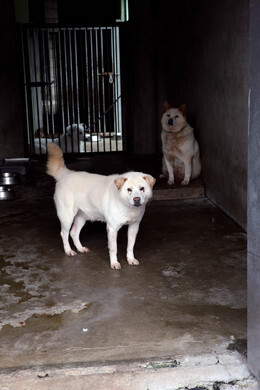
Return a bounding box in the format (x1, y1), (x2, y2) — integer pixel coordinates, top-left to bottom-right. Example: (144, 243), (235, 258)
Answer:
(0, 352), (257, 390)
(153, 178), (205, 201)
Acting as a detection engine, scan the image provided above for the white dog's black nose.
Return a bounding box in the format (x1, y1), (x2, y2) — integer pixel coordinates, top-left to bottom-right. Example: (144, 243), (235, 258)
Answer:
(168, 118), (173, 126)
(133, 197), (141, 206)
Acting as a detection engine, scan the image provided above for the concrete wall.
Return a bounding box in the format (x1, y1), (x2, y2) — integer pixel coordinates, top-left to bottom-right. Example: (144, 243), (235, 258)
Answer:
(126, 0), (249, 229)
(125, 0), (190, 155)
(248, 0), (260, 380)
(181, 0), (249, 229)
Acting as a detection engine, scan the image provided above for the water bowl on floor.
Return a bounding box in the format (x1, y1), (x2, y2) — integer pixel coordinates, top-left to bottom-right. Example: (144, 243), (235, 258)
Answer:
(0, 172), (22, 186)
(0, 186), (16, 201)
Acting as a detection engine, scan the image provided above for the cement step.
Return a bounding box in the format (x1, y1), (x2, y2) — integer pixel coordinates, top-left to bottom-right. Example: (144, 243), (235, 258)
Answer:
(153, 178), (205, 201)
(0, 352), (257, 390)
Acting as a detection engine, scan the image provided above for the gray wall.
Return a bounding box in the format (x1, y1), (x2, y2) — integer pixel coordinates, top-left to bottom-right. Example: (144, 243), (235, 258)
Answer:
(182, 0), (249, 230)
(248, 0), (260, 380)
(126, 0), (249, 229)
(126, 0), (190, 155)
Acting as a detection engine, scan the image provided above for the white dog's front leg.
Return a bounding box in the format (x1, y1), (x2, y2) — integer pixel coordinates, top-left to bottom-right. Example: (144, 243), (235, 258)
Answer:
(164, 156), (174, 185)
(107, 225), (121, 269)
(127, 222), (140, 266)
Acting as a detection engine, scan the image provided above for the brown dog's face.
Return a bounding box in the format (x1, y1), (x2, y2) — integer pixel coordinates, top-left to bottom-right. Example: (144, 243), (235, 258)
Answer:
(161, 103), (187, 133)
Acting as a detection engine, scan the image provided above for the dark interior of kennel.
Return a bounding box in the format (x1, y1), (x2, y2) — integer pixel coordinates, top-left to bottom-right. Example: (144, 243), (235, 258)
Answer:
(0, 0), (260, 381)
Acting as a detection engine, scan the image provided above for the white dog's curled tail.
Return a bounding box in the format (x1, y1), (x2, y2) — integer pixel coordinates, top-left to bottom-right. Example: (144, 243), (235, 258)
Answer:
(46, 143), (69, 181)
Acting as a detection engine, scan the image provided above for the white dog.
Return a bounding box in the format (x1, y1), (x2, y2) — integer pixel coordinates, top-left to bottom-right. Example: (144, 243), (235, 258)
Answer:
(34, 123), (88, 154)
(47, 143), (156, 269)
(60, 123), (88, 152)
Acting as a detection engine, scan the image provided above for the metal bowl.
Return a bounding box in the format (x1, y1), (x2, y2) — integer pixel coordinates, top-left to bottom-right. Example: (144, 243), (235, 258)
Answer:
(0, 186), (16, 201)
(0, 172), (22, 186)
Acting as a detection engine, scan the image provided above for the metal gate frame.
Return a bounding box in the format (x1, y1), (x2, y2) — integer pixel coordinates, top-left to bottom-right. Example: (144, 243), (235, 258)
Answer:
(21, 24), (123, 155)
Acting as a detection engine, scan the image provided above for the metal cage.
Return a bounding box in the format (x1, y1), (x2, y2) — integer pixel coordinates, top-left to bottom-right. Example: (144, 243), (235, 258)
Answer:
(21, 24), (123, 155)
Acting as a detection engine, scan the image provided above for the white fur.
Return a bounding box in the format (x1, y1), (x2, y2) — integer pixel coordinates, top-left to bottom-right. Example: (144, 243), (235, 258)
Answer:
(47, 143), (156, 269)
(59, 123), (87, 152)
(35, 123), (88, 154)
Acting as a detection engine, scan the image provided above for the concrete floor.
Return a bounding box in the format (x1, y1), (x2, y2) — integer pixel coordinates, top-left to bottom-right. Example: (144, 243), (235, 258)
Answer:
(0, 159), (257, 389)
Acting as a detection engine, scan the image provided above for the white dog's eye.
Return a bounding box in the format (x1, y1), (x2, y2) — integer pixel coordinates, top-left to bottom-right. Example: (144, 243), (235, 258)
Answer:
(174, 115), (179, 119)
(167, 114), (170, 117)
(140, 186), (145, 192)
(127, 188), (132, 193)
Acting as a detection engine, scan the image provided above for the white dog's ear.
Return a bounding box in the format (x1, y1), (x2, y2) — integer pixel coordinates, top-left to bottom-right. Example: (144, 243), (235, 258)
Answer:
(163, 100), (172, 113)
(114, 177), (127, 190)
(143, 176), (156, 189)
(179, 104), (187, 117)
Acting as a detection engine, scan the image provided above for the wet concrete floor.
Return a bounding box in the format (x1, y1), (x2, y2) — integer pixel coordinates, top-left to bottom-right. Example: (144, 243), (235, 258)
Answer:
(0, 159), (252, 387)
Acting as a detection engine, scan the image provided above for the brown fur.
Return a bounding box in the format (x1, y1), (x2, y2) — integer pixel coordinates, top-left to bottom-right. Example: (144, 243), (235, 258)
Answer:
(160, 102), (201, 185)
(114, 177), (128, 190)
(47, 143), (69, 181)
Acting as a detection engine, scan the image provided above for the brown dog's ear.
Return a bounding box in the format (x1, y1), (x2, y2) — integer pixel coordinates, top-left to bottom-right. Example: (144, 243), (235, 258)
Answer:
(114, 177), (127, 190)
(143, 176), (156, 189)
(179, 104), (187, 117)
(163, 101), (172, 113)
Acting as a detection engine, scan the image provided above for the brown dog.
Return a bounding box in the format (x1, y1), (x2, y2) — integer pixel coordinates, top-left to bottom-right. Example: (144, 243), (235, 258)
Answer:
(160, 101), (201, 185)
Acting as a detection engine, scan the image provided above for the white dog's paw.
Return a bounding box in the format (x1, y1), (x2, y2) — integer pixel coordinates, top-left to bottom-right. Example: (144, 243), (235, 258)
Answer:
(111, 262), (121, 270)
(181, 179), (189, 185)
(66, 249), (77, 256)
(78, 246), (90, 253)
(127, 258), (139, 266)
(167, 179), (174, 185)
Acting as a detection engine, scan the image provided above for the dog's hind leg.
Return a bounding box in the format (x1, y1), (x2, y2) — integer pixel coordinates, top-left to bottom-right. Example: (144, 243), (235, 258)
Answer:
(59, 215), (77, 256)
(107, 224), (121, 269)
(70, 211), (89, 254)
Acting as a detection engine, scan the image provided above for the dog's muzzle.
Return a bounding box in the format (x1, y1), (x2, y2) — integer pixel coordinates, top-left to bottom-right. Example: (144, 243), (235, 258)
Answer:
(167, 118), (174, 126)
(133, 196), (141, 207)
